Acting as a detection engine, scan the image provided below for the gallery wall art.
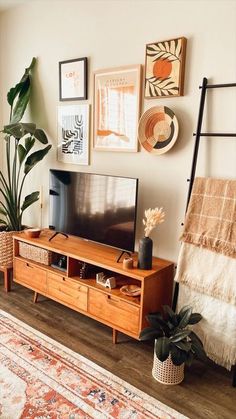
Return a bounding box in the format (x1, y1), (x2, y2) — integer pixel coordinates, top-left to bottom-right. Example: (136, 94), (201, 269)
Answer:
(59, 57), (87, 101)
(144, 37), (187, 98)
(138, 106), (179, 154)
(93, 65), (142, 152)
(57, 104), (89, 165)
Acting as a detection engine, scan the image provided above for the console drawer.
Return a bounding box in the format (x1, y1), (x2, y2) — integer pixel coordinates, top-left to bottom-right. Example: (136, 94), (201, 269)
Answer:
(47, 272), (88, 312)
(88, 289), (140, 334)
(14, 259), (47, 293)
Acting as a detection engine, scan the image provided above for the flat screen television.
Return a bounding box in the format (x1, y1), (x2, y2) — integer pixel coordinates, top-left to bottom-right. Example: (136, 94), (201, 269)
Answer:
(49, 170), (138, 252)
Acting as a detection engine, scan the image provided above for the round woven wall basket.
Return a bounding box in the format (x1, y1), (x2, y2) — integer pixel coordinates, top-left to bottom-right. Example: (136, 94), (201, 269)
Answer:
(0, 231), (16, 267)
(152, 352), (184, 385)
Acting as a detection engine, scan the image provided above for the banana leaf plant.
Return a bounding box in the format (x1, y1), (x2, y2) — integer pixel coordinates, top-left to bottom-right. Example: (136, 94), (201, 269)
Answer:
(0, 57), (52, 231)
(140, 305), (207, 366)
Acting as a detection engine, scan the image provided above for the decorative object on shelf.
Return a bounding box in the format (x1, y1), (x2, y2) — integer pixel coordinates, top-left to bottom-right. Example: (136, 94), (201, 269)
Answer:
(79, 262), (89, 279)
(120, 284), (141, 297)
(59, 57), (87, 101)
(138, 106), (179, 154)
(122, 257), (134, 269)
(0, 58), (51, 267)
(24, 228), (41, 238)
(144, 37), (187, 98)
(57, 104), (89, 165)
(140, 305), (206, 385)
(96, 272), (116, 289)
(93, 65), (142, 152)
(138, 207), (165, 269)
(19, 242), (52, 266)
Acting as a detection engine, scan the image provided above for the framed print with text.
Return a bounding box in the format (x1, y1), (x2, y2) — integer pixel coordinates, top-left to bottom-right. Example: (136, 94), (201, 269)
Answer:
(59, 57), (87, 101)
(93, 65), (141, 152)
(57, 104), (89, 165)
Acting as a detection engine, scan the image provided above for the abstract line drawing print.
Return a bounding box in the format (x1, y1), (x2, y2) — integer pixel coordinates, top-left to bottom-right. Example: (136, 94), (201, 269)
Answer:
(62, 114), (84, 155)
(58, 105), (89, 165)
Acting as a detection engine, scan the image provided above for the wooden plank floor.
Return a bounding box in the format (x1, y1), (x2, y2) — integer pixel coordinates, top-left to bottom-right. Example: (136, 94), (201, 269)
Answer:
(0, 279), (235, 419)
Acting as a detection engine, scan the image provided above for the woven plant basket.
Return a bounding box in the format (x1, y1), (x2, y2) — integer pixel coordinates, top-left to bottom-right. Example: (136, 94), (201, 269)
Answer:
(0, 231), (16, 267)
(152, 351), (184, 385)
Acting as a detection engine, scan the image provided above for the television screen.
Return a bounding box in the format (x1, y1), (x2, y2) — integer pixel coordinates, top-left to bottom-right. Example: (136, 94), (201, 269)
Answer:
(49, 170), (138, 252)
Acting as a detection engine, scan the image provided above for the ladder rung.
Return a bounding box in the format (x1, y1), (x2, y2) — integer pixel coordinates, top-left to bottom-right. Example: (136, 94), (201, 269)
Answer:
(193, 133), (236, 137)
(200, 83), (236, 89)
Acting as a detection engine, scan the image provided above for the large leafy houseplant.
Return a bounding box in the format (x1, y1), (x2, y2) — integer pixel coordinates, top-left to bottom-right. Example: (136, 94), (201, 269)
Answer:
(0, 58), (52, 231)
(140, 305), (206, 367)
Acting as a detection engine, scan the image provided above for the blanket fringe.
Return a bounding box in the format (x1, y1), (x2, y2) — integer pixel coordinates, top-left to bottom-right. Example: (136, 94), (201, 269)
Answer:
(180, 233), (236, 259)
(175, 273), (236, 306)
(198, 332), (236, 371)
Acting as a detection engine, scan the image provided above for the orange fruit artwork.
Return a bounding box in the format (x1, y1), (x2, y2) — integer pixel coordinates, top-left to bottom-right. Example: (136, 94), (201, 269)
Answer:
(153, 59), (172, 80)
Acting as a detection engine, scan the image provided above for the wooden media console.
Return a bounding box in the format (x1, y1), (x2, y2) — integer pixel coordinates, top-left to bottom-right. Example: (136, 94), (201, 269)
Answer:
(13, 230), (174, 342)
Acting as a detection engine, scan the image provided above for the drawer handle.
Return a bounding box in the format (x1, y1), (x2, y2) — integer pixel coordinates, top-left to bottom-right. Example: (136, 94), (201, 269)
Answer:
(62, 277), (65, 281)
(107, 295), (119, 304)
(26, 263), (33, 268)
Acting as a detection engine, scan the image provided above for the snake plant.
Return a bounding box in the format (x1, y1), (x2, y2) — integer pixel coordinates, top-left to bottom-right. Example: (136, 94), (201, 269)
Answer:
(0, 58), (52, 231)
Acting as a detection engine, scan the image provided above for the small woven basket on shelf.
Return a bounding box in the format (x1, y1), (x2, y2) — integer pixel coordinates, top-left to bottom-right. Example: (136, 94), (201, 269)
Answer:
(152, 352), (184, 385)
(19, 242), (52, 265)
(0, 231), (16, 267)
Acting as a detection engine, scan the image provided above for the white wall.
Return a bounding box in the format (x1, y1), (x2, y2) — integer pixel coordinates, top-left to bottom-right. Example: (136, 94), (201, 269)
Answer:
(0, 0), (236, 262)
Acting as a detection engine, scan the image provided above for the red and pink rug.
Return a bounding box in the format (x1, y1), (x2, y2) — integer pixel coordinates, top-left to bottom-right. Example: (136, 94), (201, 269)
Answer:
(0, 309), (187, 418)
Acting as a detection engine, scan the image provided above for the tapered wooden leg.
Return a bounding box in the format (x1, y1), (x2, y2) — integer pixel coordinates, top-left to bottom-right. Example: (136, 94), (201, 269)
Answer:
(3, 267), (11, 292)
(33, 292), (39, 303)
(112, 328), (118, 344)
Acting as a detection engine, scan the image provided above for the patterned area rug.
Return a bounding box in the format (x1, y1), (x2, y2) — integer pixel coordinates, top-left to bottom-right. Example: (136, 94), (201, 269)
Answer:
(0, 310), (187, 418)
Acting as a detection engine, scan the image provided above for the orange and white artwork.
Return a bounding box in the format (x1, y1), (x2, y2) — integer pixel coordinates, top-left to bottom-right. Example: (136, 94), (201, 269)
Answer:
(93, 65), (141, 152)
(145, 37), (187, 98)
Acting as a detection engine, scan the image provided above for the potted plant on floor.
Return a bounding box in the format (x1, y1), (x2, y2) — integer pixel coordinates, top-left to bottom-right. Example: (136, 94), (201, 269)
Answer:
(140, 305), (206, 385)
(0, 57), (52, 267)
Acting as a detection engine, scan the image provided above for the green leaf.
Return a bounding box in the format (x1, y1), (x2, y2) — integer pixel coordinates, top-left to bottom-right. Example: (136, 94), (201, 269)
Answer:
(155, 337), (170, 362)
(173, 340), (192, 352)
(139, 327), (163, 341)
(0, 219), (7, 225)
(3, 122), (36, 139)
(25, 136), (35, 153)
(188, 313), (202, 325)
(147, 312), (171, 335)
(163, 305), (179, 326)
(170, 345), (188, 366)
(8, 58), (36, 122)
(24, 144), (52, 174)
(21, 191), (39, 212)
(10, 79), (31, 123)
(18, 144), (27, 165)
(170, 330), (191, 342)
(178, 307), (193, 328)
(0, 207), (7, 216)
(34, 128), (48, 144)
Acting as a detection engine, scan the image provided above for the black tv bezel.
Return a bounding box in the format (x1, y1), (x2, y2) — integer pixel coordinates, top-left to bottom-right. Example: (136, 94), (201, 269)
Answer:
(49, 169), (139, 253)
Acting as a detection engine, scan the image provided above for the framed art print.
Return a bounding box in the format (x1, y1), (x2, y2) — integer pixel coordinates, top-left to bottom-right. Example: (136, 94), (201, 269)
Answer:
(57, 104), (89, 165)
(144, 37), (187, 98)
(93, 64), (142, 152)
(59, 57), (87, 101)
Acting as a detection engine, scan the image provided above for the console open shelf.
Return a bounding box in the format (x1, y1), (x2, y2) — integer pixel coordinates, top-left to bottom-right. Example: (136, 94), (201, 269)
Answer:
(13, 229), (174, 342)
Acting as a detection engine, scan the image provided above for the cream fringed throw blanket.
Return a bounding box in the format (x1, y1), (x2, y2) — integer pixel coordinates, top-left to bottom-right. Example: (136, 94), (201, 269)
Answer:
(175, 242), (236, 305)
(177, 284), (236, 370)
(180, 177), (236, 259)
(176, 176), (236, 369)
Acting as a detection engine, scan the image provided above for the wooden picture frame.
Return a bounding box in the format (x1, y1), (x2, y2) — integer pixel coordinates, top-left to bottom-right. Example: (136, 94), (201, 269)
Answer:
(93, 64), (142, 152)
(57, 104), (90, 165)
(144, 37), (187, 98)
(59, 57), (87, 101)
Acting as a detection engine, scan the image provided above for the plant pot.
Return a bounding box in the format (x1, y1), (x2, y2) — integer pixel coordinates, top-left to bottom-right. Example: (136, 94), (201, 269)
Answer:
(137, 236), (153, 269)
(152, 350), (184, 385)
(0, 231), (16, 267)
